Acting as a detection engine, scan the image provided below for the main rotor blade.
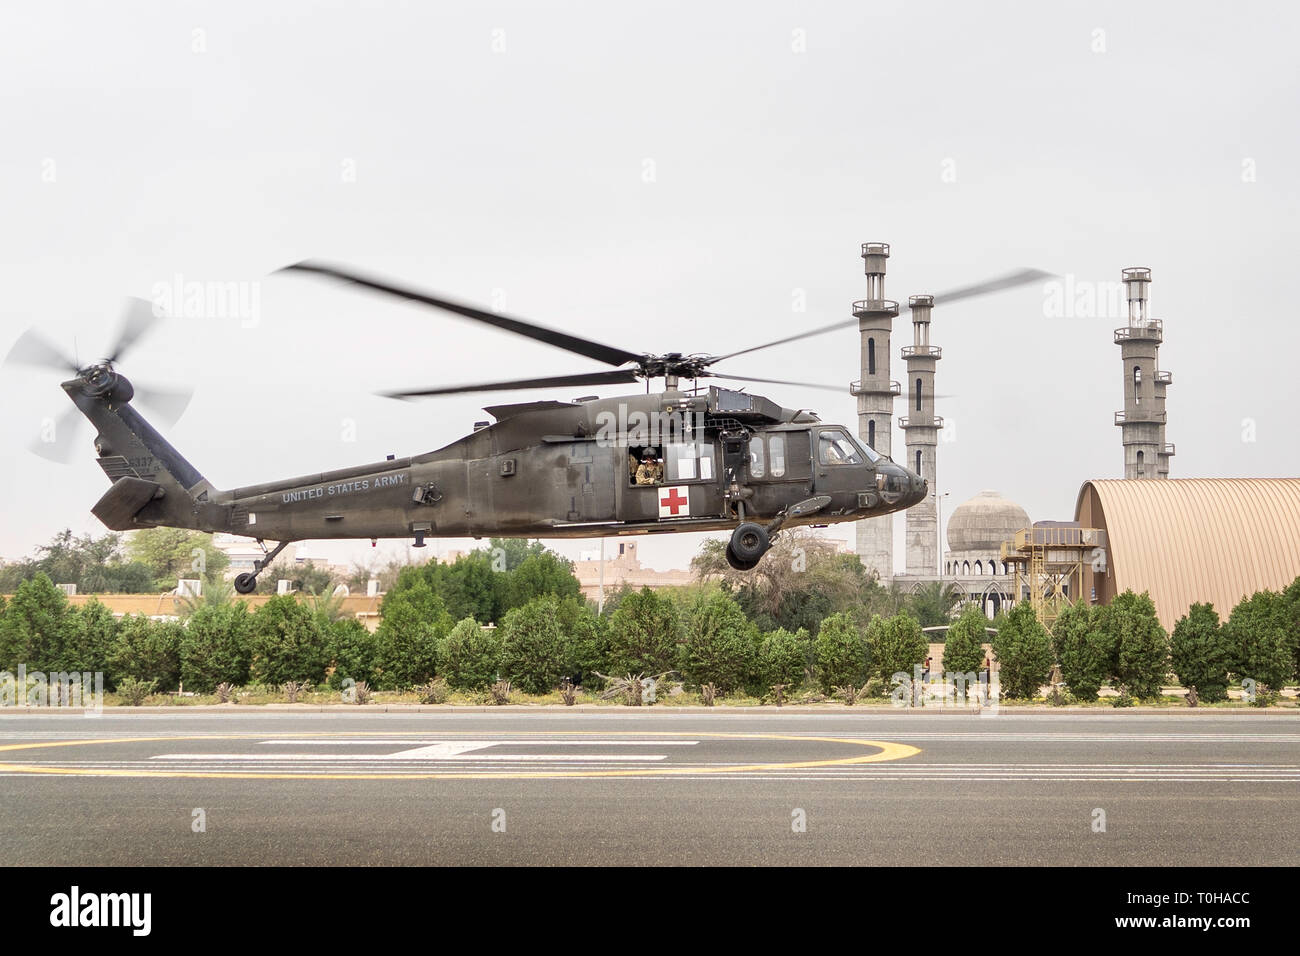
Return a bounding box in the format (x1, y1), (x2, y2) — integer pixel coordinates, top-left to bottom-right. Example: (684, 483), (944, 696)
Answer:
(29, 406), (84, 464)
(105, 297), (163, 364)
(713, 268), (1053, 363)
(132, 381), (195, 426)
(4, 328), (79, 373)
(703, 372), (853, 393)
(282, 261), (644, 369)
(381, 368), (640, 400)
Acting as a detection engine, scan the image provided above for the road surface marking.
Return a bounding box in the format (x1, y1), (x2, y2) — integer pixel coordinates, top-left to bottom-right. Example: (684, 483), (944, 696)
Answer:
(0, 731), (919, 780)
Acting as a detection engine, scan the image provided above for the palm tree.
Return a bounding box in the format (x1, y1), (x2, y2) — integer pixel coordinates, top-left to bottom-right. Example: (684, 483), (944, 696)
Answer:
(174, 578), (236, 617)
(906, 580), (962, 628)
(303, 586), (349, 622)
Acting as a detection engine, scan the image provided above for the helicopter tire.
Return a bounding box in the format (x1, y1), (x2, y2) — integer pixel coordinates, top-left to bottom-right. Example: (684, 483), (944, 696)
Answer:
(725, 544), (761, 572)
(729, 522), (769, 566)
(233, 572), (258, 595)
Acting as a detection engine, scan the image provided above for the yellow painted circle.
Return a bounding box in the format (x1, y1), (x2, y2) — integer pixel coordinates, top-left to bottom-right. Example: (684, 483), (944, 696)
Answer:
(0, 731), (921, 780)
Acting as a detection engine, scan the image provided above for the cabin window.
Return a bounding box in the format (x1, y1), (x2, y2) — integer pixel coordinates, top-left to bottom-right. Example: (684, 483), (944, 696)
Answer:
(817, 429), (863, 465)
(769, 435), (786, 477)
(664, 440), (715, 482)
(749, 437), (765, 478)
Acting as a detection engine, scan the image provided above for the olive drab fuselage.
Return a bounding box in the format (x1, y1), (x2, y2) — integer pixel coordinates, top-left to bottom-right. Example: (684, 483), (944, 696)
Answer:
(75, 377), (927, 546)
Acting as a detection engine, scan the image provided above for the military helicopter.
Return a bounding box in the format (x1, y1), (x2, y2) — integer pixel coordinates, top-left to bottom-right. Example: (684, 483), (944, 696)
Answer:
(9, 259), (1046, 591)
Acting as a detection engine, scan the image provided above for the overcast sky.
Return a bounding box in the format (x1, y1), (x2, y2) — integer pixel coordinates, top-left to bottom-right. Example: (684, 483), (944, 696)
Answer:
(2, 1), (1297, 575)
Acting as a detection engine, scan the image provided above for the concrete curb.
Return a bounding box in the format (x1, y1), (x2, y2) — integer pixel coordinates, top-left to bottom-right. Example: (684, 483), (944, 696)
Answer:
(2, 703), (1296, 715)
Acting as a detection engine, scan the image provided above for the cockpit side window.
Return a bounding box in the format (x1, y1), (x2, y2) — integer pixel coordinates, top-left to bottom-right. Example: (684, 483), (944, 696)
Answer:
(817, 429), (864, 465)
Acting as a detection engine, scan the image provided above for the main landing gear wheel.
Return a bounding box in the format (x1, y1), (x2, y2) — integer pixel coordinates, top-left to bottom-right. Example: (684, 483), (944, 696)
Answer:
(233, 572), (258, 595)
(726, 522), (770, 570)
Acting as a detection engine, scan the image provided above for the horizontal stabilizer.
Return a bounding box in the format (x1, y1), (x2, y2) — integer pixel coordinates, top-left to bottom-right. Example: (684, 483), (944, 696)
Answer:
(92, 476), (162, 530)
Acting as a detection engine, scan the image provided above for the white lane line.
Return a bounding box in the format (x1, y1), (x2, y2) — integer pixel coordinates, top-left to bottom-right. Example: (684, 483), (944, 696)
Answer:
(150, 753), (668, 762)
(256, 739), (699, 747)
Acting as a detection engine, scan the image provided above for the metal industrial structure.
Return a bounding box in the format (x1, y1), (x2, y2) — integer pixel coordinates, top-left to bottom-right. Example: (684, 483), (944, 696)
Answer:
(1000, 522), (1106, 629)
(1115, 267), (1175, 479)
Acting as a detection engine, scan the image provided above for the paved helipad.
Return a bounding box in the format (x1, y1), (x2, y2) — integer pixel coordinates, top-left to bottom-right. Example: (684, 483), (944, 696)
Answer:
(1, 711), (1296, 865)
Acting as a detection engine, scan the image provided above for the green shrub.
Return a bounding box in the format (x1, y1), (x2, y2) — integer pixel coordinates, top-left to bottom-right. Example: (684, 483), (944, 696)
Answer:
(180, 603), (253, 692)
(1099, 591), (1168, 700)
(814, 612), (870, 694)
(555, 595), (606, 683)
(438, 617), (503, 690)
(0, 573), (72, 672)
(1225, 590), (1292, 693)
(248, 595), (328, 686)
(501, 552), (582, 613)
(374, 578), (453, 689)
(942, 606), (988, 679)
(990, 603), (1052, 700)
(605, 587), (681, 676)
(868, 613), (927, 686)
(500, 596), (568, 694)
(65, 598), (117, 676)
(758, 627), (809, 692)
(1051, 601), (1111, 701)
(678, 591), (758, 693)
(108, 615), (183, 691)
(116, 676), (157, 706)
(1169, 603), (1230, 703)
(325, 618), (381, 690)
(417, 677), (450, 704)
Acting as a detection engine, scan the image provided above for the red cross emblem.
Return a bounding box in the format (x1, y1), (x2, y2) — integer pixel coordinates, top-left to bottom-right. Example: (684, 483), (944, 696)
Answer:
(658, 485), (690, 518)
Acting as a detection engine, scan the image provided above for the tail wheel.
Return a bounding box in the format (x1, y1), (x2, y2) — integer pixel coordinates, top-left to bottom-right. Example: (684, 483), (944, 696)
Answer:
(233, 572), (258, 595)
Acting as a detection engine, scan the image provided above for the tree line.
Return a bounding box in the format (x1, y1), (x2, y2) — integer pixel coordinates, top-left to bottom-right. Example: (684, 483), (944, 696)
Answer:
(3, 529), (1297, 703)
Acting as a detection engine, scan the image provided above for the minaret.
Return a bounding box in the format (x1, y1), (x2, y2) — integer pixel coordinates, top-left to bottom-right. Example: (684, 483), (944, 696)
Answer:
(901, 295), (941, 574)
(1114, 267), (1172, 479)
(851, 242), (900, 582)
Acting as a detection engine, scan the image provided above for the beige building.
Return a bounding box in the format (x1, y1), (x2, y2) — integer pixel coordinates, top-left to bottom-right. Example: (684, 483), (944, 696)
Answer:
(573, 541), (694, 604)
(1077, 478), (1300, 631)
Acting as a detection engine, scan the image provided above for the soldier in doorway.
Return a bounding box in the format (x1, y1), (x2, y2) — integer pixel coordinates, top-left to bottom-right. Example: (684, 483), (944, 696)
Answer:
(635, 449), (664, 485)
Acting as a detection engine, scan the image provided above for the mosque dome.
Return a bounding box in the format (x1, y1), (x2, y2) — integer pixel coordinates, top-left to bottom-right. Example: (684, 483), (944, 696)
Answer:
(946, 490), (1031, 553)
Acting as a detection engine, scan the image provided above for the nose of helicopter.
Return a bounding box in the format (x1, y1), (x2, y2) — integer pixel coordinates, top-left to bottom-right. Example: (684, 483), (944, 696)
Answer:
(875, 461), (928, 509)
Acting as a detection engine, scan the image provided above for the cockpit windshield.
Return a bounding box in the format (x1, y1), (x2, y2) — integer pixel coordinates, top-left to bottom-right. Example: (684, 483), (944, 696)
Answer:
(847, 433), (883, 463)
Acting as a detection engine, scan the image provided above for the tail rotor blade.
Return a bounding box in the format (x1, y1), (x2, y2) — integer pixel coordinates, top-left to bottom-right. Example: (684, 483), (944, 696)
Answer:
(28, 406), (85, 464)
(105, 297), (163, 364)
(132, 381), (195, 426)
(4, 328), (80, 373)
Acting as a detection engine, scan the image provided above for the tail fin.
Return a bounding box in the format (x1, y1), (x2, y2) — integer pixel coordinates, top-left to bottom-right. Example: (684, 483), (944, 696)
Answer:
(65, 376), (217, 532)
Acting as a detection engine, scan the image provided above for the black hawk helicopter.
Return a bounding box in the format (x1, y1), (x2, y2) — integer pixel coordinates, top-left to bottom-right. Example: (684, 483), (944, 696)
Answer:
(11, 260), (1046, 592)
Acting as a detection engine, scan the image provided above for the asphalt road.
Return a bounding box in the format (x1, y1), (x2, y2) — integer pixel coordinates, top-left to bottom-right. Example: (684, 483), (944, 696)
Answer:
(1, 710), (1296, 865)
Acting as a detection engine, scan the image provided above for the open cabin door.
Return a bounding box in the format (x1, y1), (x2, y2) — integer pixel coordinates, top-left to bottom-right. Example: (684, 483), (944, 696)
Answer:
(615, 436), (726, 523)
